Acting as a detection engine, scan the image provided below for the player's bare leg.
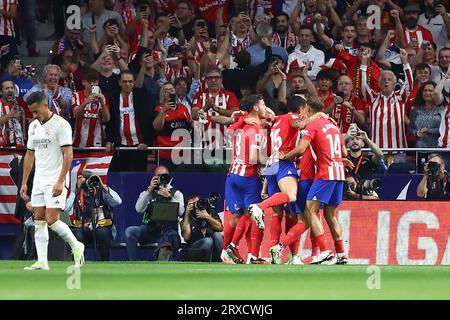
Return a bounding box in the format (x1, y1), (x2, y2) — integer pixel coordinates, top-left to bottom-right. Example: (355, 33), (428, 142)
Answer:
(324, 205), (347, 264)
(24, 207), (49, 271)
(249, 176), (297, 230)
(46, 208), (85, 268)
(306, 200), (334, 264)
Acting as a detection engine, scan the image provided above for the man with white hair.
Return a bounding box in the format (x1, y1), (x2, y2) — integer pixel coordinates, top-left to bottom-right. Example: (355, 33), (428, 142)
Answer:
(24, 64), (72, 120)
(359, 48), (412, 149)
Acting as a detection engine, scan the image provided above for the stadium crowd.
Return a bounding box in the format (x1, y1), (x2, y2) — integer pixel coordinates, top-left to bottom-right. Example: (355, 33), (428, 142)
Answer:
(2, 0), (450, 265)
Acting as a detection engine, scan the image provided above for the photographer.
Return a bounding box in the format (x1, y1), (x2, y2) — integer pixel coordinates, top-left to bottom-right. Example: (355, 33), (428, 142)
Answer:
(344, 173), (381, 200)
(125, 166), (185, 261)
(417, 153), (450, 199)
(68, 171), (122, 261)
(345, 125), (384, 179)
(181, 194), (223, 262)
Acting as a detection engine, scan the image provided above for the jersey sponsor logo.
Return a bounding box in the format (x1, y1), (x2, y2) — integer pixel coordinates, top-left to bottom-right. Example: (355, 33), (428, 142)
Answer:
(32, 138), (52, 149)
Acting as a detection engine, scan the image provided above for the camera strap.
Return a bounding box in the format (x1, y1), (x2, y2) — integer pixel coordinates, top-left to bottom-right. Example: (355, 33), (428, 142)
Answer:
(354, 155), (364, 175)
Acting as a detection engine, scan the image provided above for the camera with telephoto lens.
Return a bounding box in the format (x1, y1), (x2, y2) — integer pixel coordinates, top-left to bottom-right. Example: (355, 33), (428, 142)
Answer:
(427, 161), (441, 180)
(357, 178), (383, 194)
(195, 192), (220, 212)
(155, 173), (171, 190)
(86, 175), (101, 190)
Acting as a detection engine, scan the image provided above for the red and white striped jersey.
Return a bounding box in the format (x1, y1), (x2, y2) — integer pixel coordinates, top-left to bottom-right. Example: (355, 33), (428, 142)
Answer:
(192, 89), (239, 149)
(302, 118), (346, 181)
(0, 98), (26, 147)
(71, 91), (109, 148)
(360, 63), (413, 149)
(118, 93), (143, 146)
(165, 64), (189, 83)
(248, 0), (277, 21)
(229, 123), (267, 177)
(0, 0), (16, 37)
(330, 94), (368, 133)
(437, 102), (450, 148)
(404, 26), (434, 51)
(230, 32), (253, 56)
(266, 113), (300, 166)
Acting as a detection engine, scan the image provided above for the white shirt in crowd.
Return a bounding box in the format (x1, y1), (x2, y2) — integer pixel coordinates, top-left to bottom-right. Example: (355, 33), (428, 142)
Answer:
(286, 45), (325, 80)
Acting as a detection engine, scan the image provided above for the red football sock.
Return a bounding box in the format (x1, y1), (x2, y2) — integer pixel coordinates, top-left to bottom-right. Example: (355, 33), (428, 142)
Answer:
(258, 192), (290, 211)
(270, 214), (282, 247)
(315, 233), (331, 252)
(281, 222), (306, 248)
(311, 232), (320, 257)
(250, 221), (264, 257)
(285, 216), (299, 255)
(245, 218), (252, 250)
(334, 240), (344, 254)
(232, 215), (250, 245)
(223, 221), (235, 249)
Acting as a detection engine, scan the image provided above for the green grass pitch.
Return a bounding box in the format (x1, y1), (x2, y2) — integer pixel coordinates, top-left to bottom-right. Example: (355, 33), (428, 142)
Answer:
(0, 261), (449, 300)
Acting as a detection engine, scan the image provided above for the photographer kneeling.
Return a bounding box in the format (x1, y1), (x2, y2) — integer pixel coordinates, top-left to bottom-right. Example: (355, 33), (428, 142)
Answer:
(69, 171), (122, 261)
(181, 194), (224, 262)
(125, 166), (184, 261)
(344, 173), (381, 200)
(417, 153), (450, 199)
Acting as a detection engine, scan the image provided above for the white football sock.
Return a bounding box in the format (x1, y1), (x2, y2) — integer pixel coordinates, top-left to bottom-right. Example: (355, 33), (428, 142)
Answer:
(49, 220), (79, 250)
(34, 220), (49, 264)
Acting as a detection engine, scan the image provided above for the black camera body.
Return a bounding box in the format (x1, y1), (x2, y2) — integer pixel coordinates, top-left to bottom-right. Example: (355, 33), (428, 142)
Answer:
(194, 192), (220, 214)
(86, 175), (101, 190)
(155, 173), (172, 190)
(427, 161), (441, 180)
(358, 178), (383, 194)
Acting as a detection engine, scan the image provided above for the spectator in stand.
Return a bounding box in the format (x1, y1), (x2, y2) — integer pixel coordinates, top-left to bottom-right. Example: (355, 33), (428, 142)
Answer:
(278, 67), (317, 106)
(93, 18), (130, 57)
(192, 67), (239, 149)
(289, 0), (321, 30)
(90, 43), (128, 99)
(337, 41), (381, 98)
(316, 69), (335, 111)
(222, 36), (272, 99)
(431, 47), (450, 92)
(191, 0), (228, 35)
(0, 59), (34, 98)
(53, 26), (85, 57)
(18, 0), (38, 57)
(168, 0), (195, 41)
(174, 76), (201, 116)
(0, 79), (28, 147)
(246, 22), (288, 67)
(272, 12), (298, 55)
(433, 66), (450, 149)
(82, 0), (126, 44)
(315, 19), (358, 57)
(113, 0), (136, 26)
(126, 2), (154, 54)
(418, 0), (450, 51)
(106, 70), (152, 172)
(286, 26), (325, 80)
(402, 2), (434, 52)
(72, 68), (111, 148)
(256, 54), (290, 115)
(229, 12), (257, 56)
(345, 126), (384, 180)
(359, 47), (412, 149)
(24, 64), (73, 120)
(153, 13), (183, 51)
(53, 48), (85, 93)
(325, 75), (367, 133)
(153, 82), (192, 171)
(410, 81), (441, 148)
(0, 0), (18, 68)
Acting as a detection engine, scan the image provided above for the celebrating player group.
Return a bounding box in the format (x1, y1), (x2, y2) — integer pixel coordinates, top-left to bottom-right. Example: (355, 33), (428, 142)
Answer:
(222, 93), (348, 265)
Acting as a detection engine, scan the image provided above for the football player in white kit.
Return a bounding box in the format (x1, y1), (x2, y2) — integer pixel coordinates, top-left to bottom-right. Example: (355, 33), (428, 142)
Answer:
(20, 91), (85, 270)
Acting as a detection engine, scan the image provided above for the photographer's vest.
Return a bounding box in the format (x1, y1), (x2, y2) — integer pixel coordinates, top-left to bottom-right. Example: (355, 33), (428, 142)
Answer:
(73, 187), (114, 228)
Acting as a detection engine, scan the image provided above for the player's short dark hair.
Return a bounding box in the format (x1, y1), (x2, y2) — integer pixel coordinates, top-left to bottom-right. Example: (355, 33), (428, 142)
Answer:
(25, 91), (47, 106)
(286, 95), (306, 113)
(241, 94), (263, 112)
(306, 96), (324, 113)
(84, 68), (100, 82)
